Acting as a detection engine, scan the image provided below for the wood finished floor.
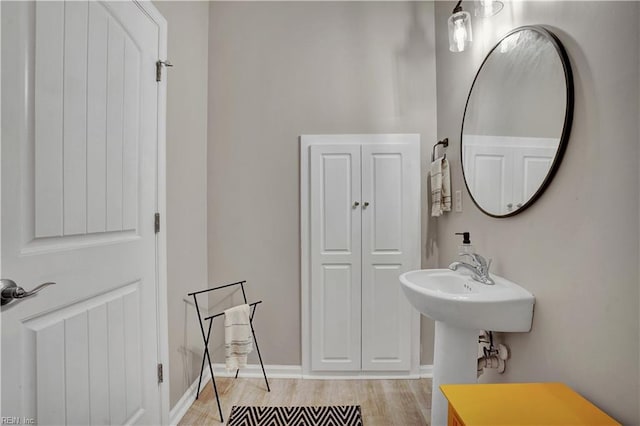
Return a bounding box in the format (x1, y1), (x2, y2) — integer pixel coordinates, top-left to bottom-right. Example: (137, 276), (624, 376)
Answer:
(180, 377), (432, 425)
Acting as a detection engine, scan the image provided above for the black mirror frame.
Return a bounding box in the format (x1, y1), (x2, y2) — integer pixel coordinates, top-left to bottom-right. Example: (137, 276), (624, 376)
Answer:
(460, 25), (574, 218)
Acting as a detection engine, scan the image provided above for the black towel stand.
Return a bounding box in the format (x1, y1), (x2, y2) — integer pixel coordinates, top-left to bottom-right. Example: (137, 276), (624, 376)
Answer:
(188, 280), (270, 423)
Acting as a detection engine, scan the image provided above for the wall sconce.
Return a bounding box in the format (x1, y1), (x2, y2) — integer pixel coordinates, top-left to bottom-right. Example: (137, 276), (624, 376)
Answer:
(448, 1), (472, 52)
(448, 0), (503, 53)
(475, 0), (504, 18)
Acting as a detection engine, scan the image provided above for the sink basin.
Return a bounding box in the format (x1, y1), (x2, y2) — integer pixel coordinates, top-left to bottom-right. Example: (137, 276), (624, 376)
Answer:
(400, 268), (535, 426)
(399, 268), (535, 332)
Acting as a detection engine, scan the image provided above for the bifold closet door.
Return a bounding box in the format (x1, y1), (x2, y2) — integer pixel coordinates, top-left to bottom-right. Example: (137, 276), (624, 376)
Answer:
(361, 144), (419, 371)
(310, 145), (362, 371)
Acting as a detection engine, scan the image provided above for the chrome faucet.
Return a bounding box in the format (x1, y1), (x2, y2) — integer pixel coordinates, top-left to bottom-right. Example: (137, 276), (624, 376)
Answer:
(449, 252), (495, 285)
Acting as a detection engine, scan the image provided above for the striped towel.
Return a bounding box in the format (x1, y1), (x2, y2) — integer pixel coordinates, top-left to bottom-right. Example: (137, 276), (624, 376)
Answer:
(430, 156), (451, 217)
(224, 304), (253, 371)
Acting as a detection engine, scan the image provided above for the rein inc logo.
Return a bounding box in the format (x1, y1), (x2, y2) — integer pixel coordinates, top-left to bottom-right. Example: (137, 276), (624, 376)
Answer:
(1, 418), (35, 425)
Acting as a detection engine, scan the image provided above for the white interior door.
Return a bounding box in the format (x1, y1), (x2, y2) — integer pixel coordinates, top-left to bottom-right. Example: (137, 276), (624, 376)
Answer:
(1, 2), (164, 424)
(361, 143), (419, 371)
(310, 145), (362, 371)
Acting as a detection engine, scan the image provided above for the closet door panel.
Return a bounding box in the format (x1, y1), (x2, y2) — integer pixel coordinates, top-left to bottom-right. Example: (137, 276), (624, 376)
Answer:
(367, 264), (404, 360)
(361, 143), (419, 371)
(310, 145), (362, 371)
(512, 145), (557, 205)
(463, 138), (513, 215)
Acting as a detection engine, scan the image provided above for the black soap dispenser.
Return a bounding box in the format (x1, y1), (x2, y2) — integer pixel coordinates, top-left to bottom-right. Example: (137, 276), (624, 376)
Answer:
(455, 232), (473, 255)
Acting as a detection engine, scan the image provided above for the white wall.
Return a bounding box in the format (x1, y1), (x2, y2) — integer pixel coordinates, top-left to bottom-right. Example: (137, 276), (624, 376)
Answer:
(207, 1), (438, 365)
(153, 1), (210, 409)
(435, 1), (639, 423)
(157, 3), (640, 421)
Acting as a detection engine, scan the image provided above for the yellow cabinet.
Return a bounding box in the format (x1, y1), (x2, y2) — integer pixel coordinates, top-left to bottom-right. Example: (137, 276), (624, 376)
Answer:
(440, 383), (620, 426)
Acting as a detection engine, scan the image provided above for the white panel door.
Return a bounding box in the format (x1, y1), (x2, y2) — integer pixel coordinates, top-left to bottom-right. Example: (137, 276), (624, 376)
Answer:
(361, 143), (419, 371)
(310, 145), (362, 371)
(2, 2), (164, 424)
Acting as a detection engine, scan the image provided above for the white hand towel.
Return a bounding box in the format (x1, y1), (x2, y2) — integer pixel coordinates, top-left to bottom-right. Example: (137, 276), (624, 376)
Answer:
(442, 157), (452, 213)
(224, 304), (253, 371)
(430, 156), (452, 217)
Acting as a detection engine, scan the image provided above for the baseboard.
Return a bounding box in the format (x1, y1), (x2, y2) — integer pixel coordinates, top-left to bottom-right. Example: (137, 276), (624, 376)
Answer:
(169, 369), (211, 426)
(301, 370), (420, 380)
(169, 363), (434, 424)
(211, 363), (434, 379)
(212, 363), (303, 379)
(301, 365), (433, 380)
(419, 364), (433, 378)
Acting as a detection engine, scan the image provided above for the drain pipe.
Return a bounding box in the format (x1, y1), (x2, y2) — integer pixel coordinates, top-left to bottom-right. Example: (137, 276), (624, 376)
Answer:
(477, 354), (505, 377)
(477, 331), (510, 377)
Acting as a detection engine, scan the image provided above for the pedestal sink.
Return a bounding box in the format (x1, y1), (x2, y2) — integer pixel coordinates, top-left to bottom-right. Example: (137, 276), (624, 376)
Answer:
(399, 269), (535, 426)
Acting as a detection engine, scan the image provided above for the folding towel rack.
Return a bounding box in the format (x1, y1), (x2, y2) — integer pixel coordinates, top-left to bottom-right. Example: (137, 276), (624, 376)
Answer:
(188, 280), (270, 423)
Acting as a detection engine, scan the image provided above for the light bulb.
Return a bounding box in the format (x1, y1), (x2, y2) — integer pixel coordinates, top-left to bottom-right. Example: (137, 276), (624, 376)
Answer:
(448, 10), (472, 52)
(453, 19), (467, 52)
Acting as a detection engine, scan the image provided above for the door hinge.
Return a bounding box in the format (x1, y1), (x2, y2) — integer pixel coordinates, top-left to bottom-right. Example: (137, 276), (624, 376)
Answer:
(156, 60), (173, 82)
(157, 363), (164, 384)
(154, 213), (160, 233)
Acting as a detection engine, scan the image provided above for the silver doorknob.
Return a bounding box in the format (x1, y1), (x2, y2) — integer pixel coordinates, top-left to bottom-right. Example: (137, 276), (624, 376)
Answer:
(0, 279), (55, 305)
(363, 202), (370, 208)
(353, 201), (360, 208)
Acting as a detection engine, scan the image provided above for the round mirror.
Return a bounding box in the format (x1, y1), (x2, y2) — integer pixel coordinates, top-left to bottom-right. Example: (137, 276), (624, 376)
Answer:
(461, 26), (573, 217)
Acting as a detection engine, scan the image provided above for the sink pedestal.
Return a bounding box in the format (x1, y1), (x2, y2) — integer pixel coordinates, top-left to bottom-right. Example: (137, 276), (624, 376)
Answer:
(399, 269), (535, 425)
(431, 321), (478, 426)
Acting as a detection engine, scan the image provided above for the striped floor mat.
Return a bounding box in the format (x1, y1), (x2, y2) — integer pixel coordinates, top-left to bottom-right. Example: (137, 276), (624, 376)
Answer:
(227, 405), (363, 426)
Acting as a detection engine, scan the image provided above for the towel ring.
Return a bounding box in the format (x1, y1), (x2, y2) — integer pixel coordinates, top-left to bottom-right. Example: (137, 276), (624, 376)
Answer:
(432, 138), (449, 161)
